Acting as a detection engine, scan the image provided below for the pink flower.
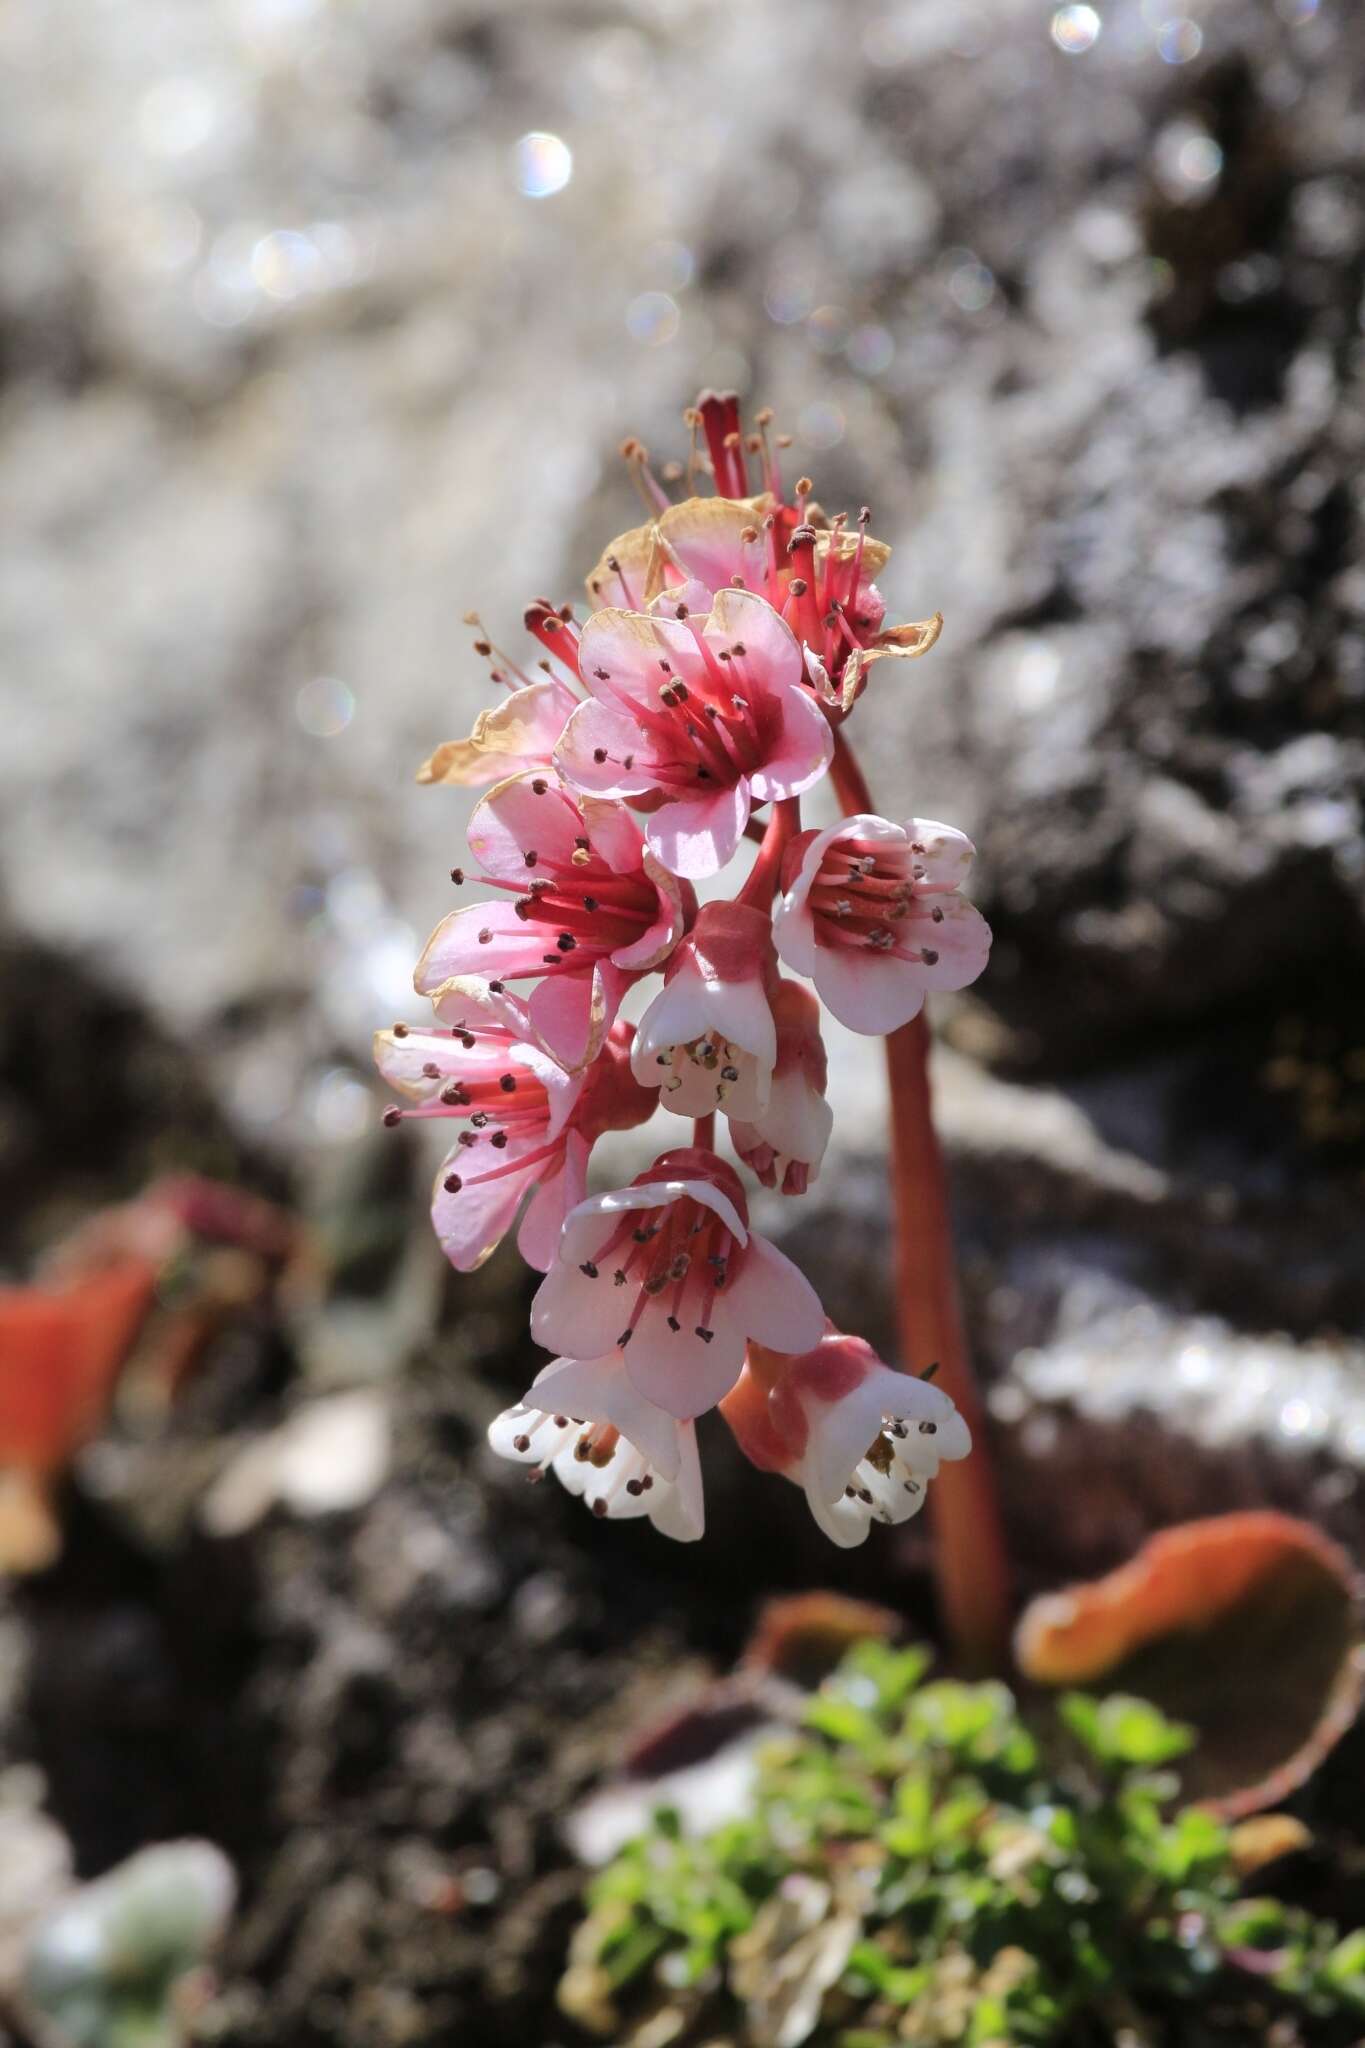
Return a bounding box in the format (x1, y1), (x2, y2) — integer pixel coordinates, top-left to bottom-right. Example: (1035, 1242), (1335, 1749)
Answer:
(413, 770), (692, 1070)
(417, 603), (583, 789)
(773, 813), (991, 1035)
(488, 1354), (703, 1540)
(728, 980), (832, 1195)
(631, 902), (780, 1121)
(375, 981), (653, 1272)
(585, 393), (941, 715)
(720, 1329), (971, 1548)
(554, 587), (833, 879)
(529, 1149), (824, 1421)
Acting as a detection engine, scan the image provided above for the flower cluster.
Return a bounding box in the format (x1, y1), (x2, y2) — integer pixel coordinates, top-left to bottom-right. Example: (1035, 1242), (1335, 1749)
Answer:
(378, 391), (990, 1545)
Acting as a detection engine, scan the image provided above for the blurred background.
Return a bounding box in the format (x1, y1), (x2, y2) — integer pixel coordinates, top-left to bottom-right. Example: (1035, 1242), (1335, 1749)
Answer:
(1, 0), (1364, 2041)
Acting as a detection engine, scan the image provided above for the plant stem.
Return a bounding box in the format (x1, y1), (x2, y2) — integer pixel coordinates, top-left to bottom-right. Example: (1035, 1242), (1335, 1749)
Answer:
(736, 798), (800, 911)
(693, 1113), (716, 1151)
(831, 728), (1012, 1673)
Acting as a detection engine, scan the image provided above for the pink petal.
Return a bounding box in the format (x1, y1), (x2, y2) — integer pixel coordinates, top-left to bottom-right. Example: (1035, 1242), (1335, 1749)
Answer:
(906, 897), (992, 990)
(528, 960), (627, 1070)
(530, 1259), (631, 1361)
(724, 1236), (825, 1355)
(701, 587), (803, 696)
(625, 1318), (746, 1420)
(554, 699), (660, 799)
(430, 1141), (541, 1271)
(514, 1129), (589, 1271)
(645, 783), (751, 879)
(577, 607), (700, 712)
(611, 854), (687, 972)
(429, 976), (535, 1039)
(578, 795), (647, 874)
(745, 682), (834, 804)
(812, 946), (926, 1035)
(418, 679), (578, 788)
(655, 498), (757, 597)
(414, 903), (555, 992)
(468, 773), (597, 879)
(904, 818), (977, 892)
(534, 1353), (683, 1480)
(650, 1422), (704, 1539)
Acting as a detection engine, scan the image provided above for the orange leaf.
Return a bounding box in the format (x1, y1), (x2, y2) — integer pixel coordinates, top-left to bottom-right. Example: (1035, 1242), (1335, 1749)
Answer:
(1016, 1512), (1365, 1815)
(0, 1259), (157, 1476)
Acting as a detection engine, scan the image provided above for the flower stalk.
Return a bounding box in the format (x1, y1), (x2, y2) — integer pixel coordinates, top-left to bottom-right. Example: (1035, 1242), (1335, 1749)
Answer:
(382, 387), (1005, 1617)
(832, 728), (1011, 1671)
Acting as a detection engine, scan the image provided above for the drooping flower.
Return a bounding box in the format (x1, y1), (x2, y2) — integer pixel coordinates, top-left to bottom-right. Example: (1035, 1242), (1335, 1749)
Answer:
(631, 901), (781, 1121)
(720, 1329), (971, 1548)
(585, 392), (942, 715)
(555, 587), (833, 879)
(773, 813), (991, 1035)
(729, 979), (832, 1195)
(417, 605), (583, 789)
(488, 1354), (703, 1540)
(530, 1149), (824, 1420)
(413, 771), (692, 1069)
(375, 979), (654, 1272)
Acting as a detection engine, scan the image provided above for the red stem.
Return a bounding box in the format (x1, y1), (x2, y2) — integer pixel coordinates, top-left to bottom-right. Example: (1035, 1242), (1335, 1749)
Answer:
(693, 1112), (716, 1150)
(736, 798), (799, 912)
(831, 729), (1012, 1673)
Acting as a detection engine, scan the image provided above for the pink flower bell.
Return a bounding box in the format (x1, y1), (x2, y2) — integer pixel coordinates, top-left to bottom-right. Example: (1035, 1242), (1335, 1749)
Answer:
(554, 587), (833, 879)
(488, 1354), (703, 1540)
(631, 901), (780, 1121)
(375, 983), (653, 1272)
(529, 1149), (824, 1420)
(728, 979), (832, 1195)
(721, 1329), (971, 1548)
(413, 770), (692, 1070)
(773, 813), (991, 1035)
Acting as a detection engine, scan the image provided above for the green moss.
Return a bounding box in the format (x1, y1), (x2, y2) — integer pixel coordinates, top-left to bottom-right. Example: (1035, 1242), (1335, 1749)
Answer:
(564, 1641), (1365, 2046)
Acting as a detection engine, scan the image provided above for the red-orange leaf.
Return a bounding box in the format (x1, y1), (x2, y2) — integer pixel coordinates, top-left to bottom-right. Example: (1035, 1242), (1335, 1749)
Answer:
(1016, 1512), (1364, 1815)
(0, 1259), (157, 1476)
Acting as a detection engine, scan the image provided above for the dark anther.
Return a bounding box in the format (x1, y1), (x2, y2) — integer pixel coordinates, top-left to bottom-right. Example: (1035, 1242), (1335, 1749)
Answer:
(478, 927), (492, 944)
(922, 948), (939, 965)
(524, 850), (538, 868)
(382, 1106), (402, 1127)
(488, 978), (505, 992)
(443, 1173), (462, 1193)
(695, 1327), (713, 1344)
(392, 1022), (409, 1037)
(490, 1130), (508, 1149)
(532, 777), (548, 794)
(557, 932), (576, 952)
(513, 1433), (531, 1452)
(626, 1478), (644, 1496)
(579, 1261), (599, 1278)
(422, 1061), (441, 1079)
(451, 867), (465, 884)
(500, 1073), (516, 1092)
(593, 748), (608, 763)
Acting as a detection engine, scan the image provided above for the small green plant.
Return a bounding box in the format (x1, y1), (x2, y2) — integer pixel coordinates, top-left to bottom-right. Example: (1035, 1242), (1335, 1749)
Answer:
(563, 1642), (1365, 2046)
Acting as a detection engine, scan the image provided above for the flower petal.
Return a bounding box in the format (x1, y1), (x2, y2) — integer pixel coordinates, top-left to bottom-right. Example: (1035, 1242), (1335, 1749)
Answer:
(554, 698), (659, 799)
(417, 679), (578, 788)
(528, 960), (627, 1071)
(745, 682), (834, 804)
(645, 783), (751, 879)
(430, 1139), (543, 1271)
(724, 1236), (826, 1356)
(468, 773), (596, 879)
(811, 947), (925, 1036)
(625, 1316), (746, 1419)
(414, 903), (553, 992)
